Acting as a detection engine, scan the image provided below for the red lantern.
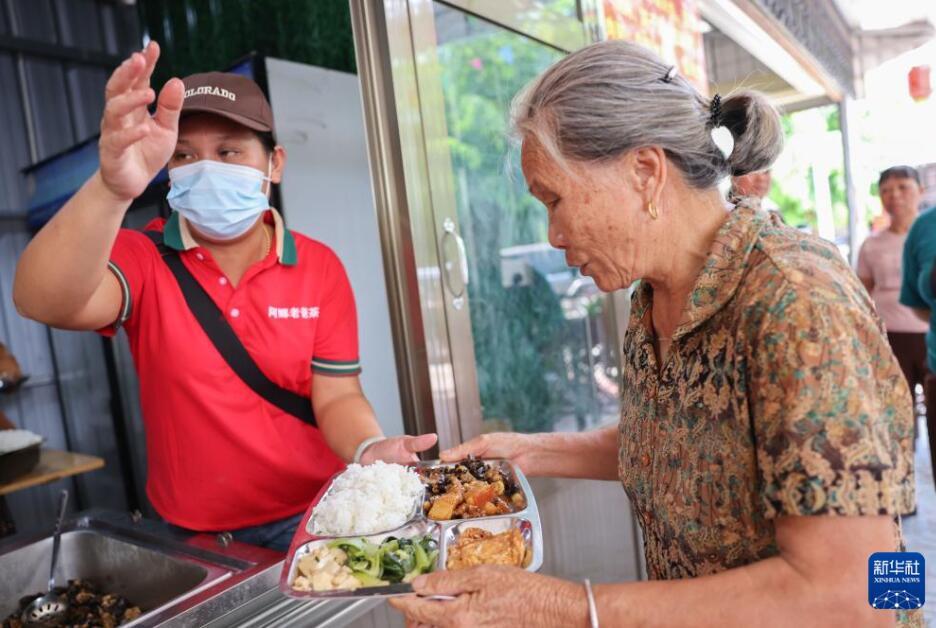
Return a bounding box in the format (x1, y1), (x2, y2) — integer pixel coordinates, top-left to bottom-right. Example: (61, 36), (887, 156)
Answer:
(909, 65), (931, 102)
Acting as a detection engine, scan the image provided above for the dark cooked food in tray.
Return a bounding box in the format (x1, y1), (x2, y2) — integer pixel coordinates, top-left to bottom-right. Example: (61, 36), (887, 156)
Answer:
(2, 579), (142, 628)
(419, 458), (526, 520)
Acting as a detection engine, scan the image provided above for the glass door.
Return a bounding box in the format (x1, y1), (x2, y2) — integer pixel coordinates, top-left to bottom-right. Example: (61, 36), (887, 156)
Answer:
(411, 1), (623, 441)
(350, 0), (644, 587)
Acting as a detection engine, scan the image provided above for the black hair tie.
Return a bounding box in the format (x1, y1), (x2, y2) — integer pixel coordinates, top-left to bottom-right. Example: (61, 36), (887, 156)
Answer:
(709, 94), (723, 128)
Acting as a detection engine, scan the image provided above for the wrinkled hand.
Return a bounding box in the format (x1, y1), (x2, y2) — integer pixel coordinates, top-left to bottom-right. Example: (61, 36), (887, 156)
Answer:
(440, 432), (541, 476)
(389, 566), (583, 628)
(359, 434), (438, 465)
(99, 41), (184, 202)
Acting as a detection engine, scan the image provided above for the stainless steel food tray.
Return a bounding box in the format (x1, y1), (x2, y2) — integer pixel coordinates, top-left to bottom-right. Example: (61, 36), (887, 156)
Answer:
(279, 459), (543, 600)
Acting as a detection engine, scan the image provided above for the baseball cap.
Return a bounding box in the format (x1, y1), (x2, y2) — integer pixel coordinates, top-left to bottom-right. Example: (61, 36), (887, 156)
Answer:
(180, 71), (274, 135)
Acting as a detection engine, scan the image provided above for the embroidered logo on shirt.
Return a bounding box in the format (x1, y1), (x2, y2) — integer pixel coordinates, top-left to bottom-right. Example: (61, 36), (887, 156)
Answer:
(268, 306), (319, 320)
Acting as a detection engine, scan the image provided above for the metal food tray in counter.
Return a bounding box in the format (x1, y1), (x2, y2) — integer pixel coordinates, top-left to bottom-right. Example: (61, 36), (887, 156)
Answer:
(279, 459), (543, 599)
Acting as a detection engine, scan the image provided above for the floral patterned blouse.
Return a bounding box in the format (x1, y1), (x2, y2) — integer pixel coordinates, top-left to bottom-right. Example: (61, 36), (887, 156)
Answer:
(618, 202), (918, 623)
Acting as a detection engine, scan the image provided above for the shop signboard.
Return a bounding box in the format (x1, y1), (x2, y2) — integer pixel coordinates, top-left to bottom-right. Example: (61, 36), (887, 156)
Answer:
(604, 0), (708, 94)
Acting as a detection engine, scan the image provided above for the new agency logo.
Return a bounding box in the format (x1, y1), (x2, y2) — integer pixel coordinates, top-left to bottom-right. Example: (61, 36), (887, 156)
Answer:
(868, 552), (925, 610)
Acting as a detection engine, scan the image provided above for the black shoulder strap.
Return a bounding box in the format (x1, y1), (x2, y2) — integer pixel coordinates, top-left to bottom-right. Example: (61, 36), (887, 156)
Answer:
(143, 230), (316, 427)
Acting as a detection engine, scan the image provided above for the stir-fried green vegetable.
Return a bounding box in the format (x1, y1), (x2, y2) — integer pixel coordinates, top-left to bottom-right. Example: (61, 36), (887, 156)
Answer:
(328, 534), (439, 586)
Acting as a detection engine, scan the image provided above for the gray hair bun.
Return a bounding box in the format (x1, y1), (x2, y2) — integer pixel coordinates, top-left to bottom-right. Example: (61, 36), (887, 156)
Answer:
(512, 40), (784, 188)
(719, 90), (783, 177)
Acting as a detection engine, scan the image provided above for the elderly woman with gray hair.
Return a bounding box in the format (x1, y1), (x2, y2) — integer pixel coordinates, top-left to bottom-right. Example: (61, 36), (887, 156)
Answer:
(391, 40), (918, 628)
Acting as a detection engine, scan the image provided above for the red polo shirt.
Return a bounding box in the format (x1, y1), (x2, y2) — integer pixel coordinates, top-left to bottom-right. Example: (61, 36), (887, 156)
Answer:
(101, 209), (357, 530)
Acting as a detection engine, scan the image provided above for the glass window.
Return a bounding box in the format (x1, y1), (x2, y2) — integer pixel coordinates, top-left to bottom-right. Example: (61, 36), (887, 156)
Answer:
(433, 3), (620, 434)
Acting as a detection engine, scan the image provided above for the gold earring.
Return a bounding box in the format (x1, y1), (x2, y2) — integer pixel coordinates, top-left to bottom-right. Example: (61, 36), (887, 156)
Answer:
(648, 201), (659, 220)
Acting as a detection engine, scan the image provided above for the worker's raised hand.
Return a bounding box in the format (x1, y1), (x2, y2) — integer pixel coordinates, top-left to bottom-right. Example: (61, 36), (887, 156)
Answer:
(99, 41), (184, 202)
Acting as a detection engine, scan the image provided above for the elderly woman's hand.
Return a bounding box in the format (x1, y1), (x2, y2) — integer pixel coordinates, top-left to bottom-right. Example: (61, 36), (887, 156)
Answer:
(388, 566), (587, 628)
(439, 432), (542, 476)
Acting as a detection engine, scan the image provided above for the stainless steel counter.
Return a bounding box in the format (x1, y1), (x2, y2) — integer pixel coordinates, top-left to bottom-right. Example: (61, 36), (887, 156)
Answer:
(0, 510), (383, 627)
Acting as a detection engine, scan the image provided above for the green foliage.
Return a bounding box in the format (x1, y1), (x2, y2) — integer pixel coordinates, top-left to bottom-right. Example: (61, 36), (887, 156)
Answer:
(772, 180), (815, 229)
(828, 170), (846, 206)
(772, 107), (849, 237)
(138, 0), (356, 87)
(828, 169), (849, 235)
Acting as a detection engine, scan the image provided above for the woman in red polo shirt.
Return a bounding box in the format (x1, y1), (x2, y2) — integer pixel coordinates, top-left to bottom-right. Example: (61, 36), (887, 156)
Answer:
(13, 42), (435, 550)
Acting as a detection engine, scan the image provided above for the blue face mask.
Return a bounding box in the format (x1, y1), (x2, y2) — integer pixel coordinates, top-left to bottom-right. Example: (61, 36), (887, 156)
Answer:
(167, 158), (272, 241)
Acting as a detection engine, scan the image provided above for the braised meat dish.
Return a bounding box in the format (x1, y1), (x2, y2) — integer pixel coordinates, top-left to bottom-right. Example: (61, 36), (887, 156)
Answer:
(420, 459), (526, 520)
(3, 579), (141, 628)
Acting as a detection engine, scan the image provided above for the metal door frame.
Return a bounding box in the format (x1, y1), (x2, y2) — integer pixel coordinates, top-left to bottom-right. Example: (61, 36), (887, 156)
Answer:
(350, 0), (608, 447)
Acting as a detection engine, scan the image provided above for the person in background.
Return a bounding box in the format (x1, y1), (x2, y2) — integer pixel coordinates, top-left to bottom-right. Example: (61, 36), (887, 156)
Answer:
(858, 167), (930, 450)
(731, 169), (772, 201)
(730, 168), (784, 222)
(897, 165), (936, 494)
(12, 42), (436, 551)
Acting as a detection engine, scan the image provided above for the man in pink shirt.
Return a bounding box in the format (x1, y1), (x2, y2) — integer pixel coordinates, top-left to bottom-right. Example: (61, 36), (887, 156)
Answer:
(857, 166), (929, 454)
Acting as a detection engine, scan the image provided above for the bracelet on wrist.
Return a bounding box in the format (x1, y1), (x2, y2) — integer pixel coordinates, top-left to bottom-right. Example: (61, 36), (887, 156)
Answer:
(583, 578), (599, 628)
(353, 436), (386, 464)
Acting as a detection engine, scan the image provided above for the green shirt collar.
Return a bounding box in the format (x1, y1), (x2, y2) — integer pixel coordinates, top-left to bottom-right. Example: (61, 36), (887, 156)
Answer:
(163, 209), (297, 266)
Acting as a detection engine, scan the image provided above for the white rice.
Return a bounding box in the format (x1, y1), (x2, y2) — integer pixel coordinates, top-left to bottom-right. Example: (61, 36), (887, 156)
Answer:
(312, 461), (424, 536)
(0, 429), (42, 455)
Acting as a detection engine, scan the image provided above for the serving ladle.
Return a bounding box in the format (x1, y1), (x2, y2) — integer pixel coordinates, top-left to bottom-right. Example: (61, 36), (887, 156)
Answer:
(22, 489), (69, 625)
